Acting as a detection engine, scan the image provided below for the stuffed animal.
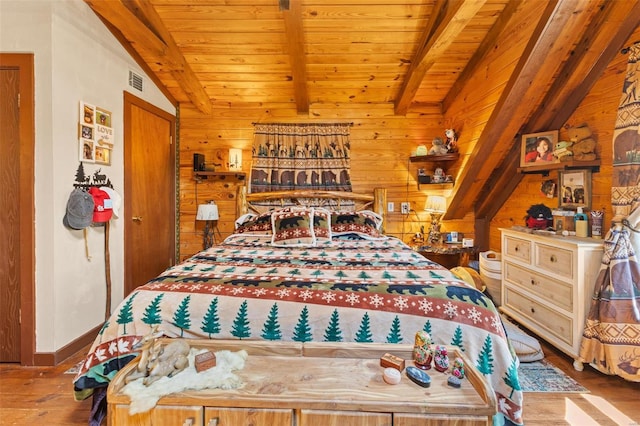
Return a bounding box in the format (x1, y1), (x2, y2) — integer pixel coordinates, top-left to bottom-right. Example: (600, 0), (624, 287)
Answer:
(565, 124), (597, 161)
(553, 140), (574, 162)
(445, 128), (458, 153)
(428, 137), (449, 156)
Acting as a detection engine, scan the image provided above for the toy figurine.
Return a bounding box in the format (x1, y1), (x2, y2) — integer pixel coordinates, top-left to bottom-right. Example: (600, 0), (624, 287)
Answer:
(433, 345), (449, 373)
(412, 331), (433, 370)
(451, 357), (465, 379)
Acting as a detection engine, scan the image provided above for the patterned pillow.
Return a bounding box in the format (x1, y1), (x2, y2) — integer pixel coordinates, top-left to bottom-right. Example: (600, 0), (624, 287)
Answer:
(313, 207), (332, 244)
(271, 208), (316, 247)
(331, 210), (384, 239)
(235, 211), (273, 235)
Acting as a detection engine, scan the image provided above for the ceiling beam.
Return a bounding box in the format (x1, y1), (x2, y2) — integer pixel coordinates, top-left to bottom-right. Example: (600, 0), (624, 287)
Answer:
(445, 0), (581, 219)
(84, 0), (212, 115)
(282, 0), (309, 114)
(475, 0), (640, 221)
(394, 0), (486, 115)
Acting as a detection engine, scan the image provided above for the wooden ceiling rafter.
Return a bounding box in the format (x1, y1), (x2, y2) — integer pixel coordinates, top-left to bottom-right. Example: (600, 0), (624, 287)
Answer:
(84, 0), (212, 115)
(281, 0), (309, 113)
(394, 0), (487, 115)
(444, 0), (580, 220)
(474, 0), (640, 221)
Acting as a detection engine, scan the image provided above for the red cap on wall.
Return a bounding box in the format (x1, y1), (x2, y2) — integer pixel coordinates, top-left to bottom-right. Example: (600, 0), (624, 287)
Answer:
(88, 186), (113, 223)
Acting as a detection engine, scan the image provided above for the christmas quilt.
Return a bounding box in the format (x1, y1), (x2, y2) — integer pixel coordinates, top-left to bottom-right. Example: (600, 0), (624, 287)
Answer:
(73, 234), (524, 425)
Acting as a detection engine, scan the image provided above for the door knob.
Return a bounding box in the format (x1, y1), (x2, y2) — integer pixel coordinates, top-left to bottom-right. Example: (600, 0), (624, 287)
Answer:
(132, 216), (143, 222)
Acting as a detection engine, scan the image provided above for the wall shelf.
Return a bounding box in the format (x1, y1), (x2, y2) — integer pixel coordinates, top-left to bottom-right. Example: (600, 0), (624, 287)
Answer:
(194, 171), (246, 182)
(517, 159), (600, 176)
(410, 153), (459, 163)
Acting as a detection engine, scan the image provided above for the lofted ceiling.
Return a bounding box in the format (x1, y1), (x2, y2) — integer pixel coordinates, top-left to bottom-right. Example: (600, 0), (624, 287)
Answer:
(85, 0), (640, 225)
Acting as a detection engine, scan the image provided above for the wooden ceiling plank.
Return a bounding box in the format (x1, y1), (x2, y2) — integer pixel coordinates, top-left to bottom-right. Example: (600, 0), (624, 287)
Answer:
(475, 0), (640, 220)
(442, 0), (519, 114)
(84, 0), (211, 115)
(394, 0), (487, 115)
(445, 0), (579, 219)
(282, 0), (310, 113)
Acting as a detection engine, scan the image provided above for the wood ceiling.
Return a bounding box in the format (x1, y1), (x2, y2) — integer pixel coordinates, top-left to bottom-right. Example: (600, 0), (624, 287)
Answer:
(85, 0), (640, 223)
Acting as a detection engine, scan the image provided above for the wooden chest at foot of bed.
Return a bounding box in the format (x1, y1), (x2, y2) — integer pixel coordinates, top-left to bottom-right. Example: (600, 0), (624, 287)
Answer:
(107, 339), (496, 426)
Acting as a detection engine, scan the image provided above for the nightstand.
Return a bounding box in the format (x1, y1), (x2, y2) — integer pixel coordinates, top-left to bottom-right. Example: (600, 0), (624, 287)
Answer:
(414, 243), (478, 269)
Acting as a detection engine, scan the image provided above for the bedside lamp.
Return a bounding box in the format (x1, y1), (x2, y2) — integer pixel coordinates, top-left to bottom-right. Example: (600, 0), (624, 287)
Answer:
(196, 201), (220, 249)
(425, 196), (447, 244)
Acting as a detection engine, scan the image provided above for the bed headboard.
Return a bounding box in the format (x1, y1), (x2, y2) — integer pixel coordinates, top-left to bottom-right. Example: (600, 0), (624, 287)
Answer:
(236, 186), (388, 233)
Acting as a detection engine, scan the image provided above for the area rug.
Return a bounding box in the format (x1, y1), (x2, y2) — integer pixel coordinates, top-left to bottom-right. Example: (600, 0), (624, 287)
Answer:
(518, 359), (589, 392)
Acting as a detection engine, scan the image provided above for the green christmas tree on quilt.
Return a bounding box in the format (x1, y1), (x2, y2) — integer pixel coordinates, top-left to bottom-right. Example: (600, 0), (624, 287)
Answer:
(324, 309), (343, 342)
(200, 297), (221, 338)
(503, 357), (521, 398)
(142, 294), (164, 327)
(355, 312), (373, 343)
(231, 300), (251, 339)
(386, 315), (403, 343)
(261, 303), (282, 341)
(172, 295), (192, 337)
(293, 306), (313, 342)
(451, 325), (465, 352)
(117, 292), (137, 334)
(476, 334), (494, 375)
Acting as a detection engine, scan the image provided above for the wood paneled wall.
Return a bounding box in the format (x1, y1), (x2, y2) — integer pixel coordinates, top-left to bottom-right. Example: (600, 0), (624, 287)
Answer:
(178, 103), (476, 259)
(489, 28), (640, 252)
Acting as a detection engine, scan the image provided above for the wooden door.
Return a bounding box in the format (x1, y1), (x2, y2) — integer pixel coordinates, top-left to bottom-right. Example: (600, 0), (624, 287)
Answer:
(124, 92), (175, 296)
(0, 54), (35, 364)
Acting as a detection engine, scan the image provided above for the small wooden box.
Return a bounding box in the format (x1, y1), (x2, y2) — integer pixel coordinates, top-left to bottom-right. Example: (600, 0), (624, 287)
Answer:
(380, 352), (405, 371)
(195, 350), (217, 372)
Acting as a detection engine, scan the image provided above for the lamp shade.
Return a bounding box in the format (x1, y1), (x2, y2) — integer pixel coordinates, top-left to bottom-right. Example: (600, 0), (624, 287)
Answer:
(425, 195), (447, 213)
(196, 203), (219, 221)
(229, 148), (242, 171)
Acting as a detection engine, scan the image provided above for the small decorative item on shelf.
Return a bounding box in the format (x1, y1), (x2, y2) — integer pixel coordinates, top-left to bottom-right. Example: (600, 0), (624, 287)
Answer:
(433, 345), (449, 372)
(432, 167), (445, 183)
(428, 137), (449, 156)
(415, 144), (428, 156)
(451, 357), (465, 379)
(412, 330), (433, 370)
(445, 128), (458, 153)
(196, 201), (220, 249)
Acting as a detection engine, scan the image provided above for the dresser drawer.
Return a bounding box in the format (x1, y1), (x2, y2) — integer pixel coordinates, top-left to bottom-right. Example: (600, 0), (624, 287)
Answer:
(503, 287), (573, 346)
(503, 262), (573, 312)
(503, 235), (531, 264)
(535, 243), (573, 279)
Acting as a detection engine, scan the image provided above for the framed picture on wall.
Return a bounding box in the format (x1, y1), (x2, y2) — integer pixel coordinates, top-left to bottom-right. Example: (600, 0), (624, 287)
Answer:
(79, 124), (94, 140)
(558, 169), (591, 209)
(96, 107), (112, 127)
(94, 146), (111, 166)
(520, 130), (559, 167)
(80, 102), (95, 126)
(79, 138), (95, 163)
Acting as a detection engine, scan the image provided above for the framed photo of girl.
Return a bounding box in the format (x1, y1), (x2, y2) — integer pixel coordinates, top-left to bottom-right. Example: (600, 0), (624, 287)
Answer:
(558, 169), (591, 209)
(520, 130), (559, 168)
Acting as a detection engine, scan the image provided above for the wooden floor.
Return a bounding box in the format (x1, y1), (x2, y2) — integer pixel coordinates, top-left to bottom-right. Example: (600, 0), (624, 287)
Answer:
(0, 338), (638, 426)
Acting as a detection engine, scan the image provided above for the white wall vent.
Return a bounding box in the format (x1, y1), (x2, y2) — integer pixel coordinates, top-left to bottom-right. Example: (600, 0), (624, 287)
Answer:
(128, 70), (144, 92)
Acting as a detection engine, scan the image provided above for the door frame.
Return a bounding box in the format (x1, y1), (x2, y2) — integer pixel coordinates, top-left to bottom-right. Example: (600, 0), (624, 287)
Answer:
(123, 91), (177, 296)
(0, 53), (35, 365)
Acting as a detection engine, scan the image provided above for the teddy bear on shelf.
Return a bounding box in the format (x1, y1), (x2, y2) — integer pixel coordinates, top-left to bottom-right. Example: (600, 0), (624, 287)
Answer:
(433, 345), (450, 372)
(428, 137), (449, 156)
(563, 124), (597, 161)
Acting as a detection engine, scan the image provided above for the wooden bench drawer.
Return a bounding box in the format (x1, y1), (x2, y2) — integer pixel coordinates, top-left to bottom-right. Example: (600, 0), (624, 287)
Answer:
(503, 287), (573, 346)
(503, 262), (573, 312)
(535, 243), (573, 279)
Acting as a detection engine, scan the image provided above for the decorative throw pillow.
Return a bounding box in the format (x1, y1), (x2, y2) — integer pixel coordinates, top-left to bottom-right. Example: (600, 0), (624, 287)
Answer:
(271, 208), (316, 247)
(235, 211), (273, 235)
(331, 210), (384, 239)
(313, 207), (332, 244)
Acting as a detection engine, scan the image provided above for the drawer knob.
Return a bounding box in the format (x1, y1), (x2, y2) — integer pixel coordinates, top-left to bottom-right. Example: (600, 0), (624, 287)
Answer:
(530, 278), (537, 285)
(515, 246), (519, 252)
(183, 418), (194, 426)
(530, 307), (536, 314)
(550, 255), (557, 263)
(208, 418), (220, 426)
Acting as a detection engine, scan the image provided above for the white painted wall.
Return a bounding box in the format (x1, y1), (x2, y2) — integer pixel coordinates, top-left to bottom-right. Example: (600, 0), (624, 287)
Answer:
(0, 0), (175, 352)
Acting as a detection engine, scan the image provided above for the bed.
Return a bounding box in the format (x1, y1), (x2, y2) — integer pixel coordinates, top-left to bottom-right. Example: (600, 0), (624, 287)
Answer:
(73, 187), (523, 425)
